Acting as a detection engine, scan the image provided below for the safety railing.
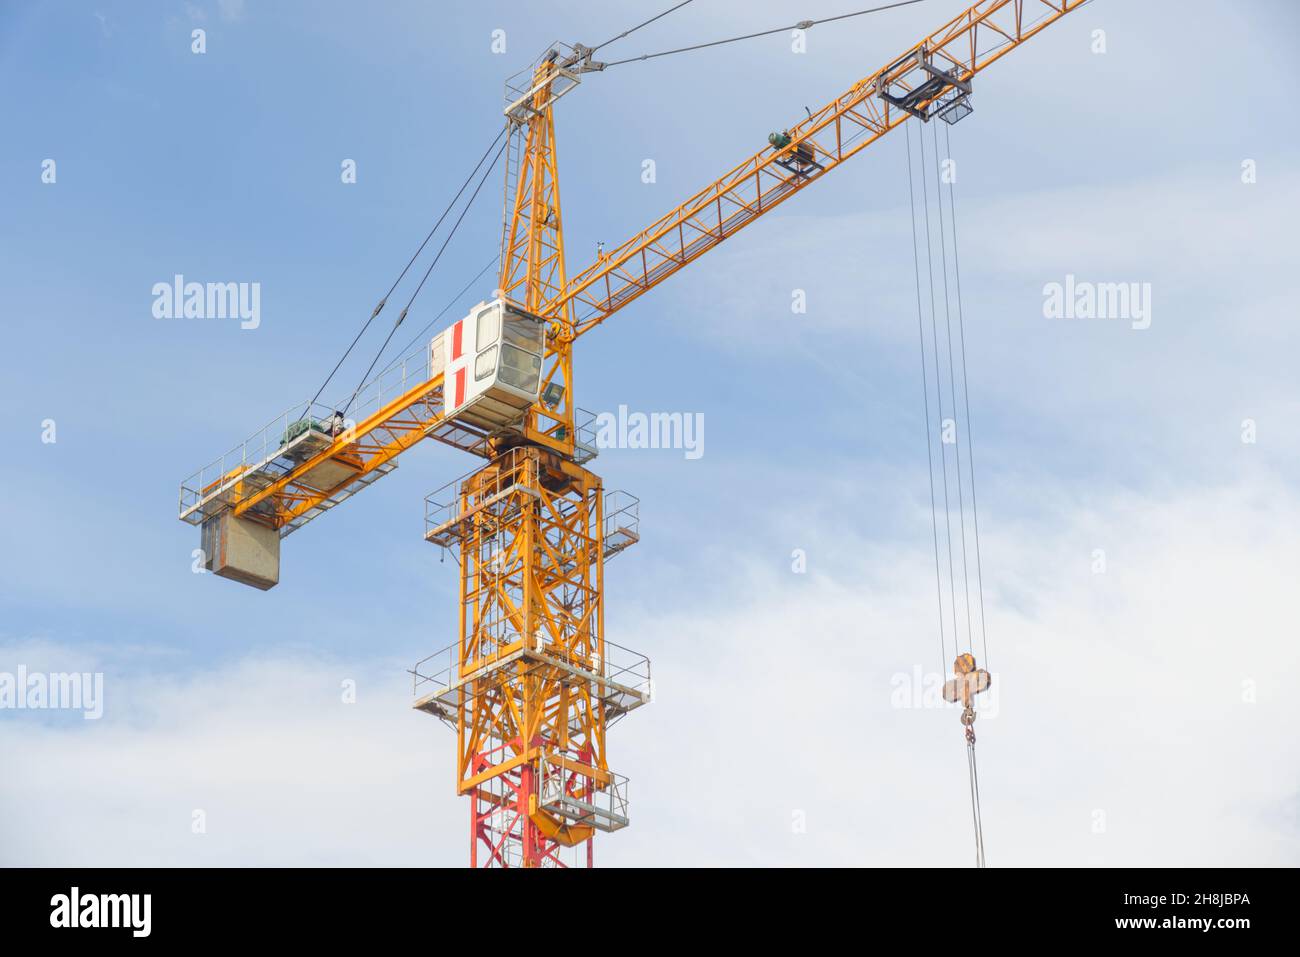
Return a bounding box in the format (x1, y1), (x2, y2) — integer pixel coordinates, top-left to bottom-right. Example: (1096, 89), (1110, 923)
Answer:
(422, 424), (605, 547)
(573, 407), (599, 464)
(423, 447), (539, 547)
(178, 345), (434, 524)
(601, 491), (639, 557)
(539, 752), (629, 832)
(502, 42), (585, 123)
(410, 636), (651, 722)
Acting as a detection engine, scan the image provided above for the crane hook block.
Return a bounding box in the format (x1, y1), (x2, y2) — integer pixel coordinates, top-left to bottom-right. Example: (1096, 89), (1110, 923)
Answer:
(943, 653), (991, 726)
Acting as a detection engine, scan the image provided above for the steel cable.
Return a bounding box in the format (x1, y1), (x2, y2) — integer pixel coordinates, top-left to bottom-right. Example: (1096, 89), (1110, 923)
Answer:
(905, 121), (947, 671)
(603, 0), (927, 67)
(590, 1), (696, 53)
(342, 136), (508, 416)
(943, 120), (991, 671)
(303, 125), (507, 417)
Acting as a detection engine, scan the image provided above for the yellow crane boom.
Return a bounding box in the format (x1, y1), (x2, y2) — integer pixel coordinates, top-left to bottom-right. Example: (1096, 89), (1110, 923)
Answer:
(553, 0), (1087, 338)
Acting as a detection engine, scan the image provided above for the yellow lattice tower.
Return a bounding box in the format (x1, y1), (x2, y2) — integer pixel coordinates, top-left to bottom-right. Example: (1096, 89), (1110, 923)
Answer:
(500, 52), (576, 458)
(414, 49), (650, 868)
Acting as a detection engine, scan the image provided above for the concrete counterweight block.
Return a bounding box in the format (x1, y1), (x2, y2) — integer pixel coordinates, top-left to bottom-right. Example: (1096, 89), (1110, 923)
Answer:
(201, 511), (280, 590)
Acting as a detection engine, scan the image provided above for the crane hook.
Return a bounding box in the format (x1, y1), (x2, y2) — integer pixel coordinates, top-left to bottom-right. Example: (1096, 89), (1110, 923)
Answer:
(943, 652), (991, 740)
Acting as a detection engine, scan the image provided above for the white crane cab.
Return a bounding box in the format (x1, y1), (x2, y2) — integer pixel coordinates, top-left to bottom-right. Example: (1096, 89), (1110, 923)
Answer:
(431, 298), (546, 432)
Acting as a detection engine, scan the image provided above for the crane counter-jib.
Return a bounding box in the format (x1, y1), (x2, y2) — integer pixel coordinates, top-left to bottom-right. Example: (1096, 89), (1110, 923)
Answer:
(176, 342), (463, 589)
(177, 299), (600, 589)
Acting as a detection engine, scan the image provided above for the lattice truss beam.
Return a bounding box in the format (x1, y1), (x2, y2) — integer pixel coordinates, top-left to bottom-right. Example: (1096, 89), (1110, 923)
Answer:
(180, 373), (490, 535)
(547, 0), (1087, 337)
(457, 451), (605, 778)
(444, 447), (609, 866)
(237, 380), (461, 527)
(499, 63), (576, 453)
(500, 97), (567, 314)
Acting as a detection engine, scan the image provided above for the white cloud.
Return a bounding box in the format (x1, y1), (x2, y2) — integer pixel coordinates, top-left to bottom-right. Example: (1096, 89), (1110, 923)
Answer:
(217, 0), (245, 23)
(609, 470), (1300, 866)
(665, 163), (1299, 348)
(0, 650), (461, 866)
(3, 474), (1295, 866)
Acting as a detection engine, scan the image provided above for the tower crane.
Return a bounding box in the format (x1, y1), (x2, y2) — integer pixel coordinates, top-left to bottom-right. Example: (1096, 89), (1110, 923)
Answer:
(177, 0), (1087, 867)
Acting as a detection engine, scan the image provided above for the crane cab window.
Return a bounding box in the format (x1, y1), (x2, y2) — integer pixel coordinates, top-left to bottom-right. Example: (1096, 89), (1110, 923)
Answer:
(475, 306), (500, 346)
(474, 345), (497, 381)
(498, 343), (542, 392)
(501, 314), (544, 353)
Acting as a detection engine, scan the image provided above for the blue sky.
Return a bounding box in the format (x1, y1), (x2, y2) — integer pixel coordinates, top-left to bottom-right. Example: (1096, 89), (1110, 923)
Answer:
(2, 0), (1299, 866)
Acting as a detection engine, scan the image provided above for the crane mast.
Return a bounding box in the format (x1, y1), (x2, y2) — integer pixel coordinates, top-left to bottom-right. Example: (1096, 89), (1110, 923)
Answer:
(499, 49), (579, 455)
(416, 50), (647, 868)
(176, 0), (1088, 868)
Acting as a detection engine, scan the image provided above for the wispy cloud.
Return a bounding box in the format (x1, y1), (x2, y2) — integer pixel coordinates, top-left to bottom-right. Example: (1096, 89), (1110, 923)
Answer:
(0, 646), (458, 865)
(217, 0), (246, 23)
(3, 474), (1295, 865)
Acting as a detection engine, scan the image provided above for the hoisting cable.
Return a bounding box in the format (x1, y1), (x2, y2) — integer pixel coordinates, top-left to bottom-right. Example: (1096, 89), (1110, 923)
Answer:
(905, 118), (989, 869)
(589, 0), (695, 53)
(371, 254), (500, 382)
(967, 722), (987, 867)
(904, 120), (947, 672)
(302, 124), (507, 417)
(602, 0), (927, 67)
(342, 135), (509, 416)
(916, 116), (963, 668)
(943, 120), (990, 671)
(937, 118), (990, 866)
(929, 118), (977, 660)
